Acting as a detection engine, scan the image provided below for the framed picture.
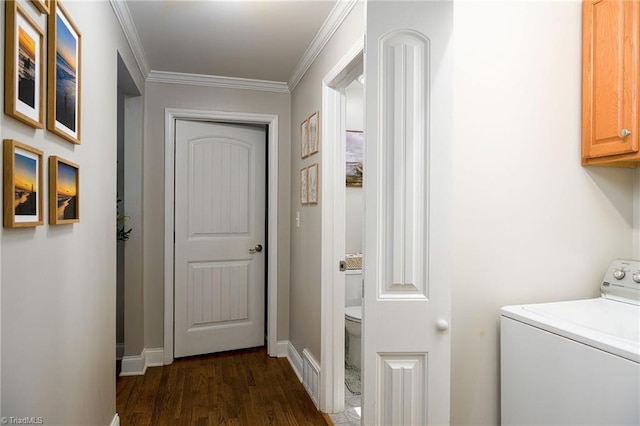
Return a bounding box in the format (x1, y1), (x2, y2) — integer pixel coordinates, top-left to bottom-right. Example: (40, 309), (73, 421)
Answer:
(4, 1), (45, 129)
(3, 139), (43, 228)
(48, 0), (81, 144)
(346, 130), (364, 187)
(32, 0), (49, 14)
(301, 119), (309, 159)
(300, 167), (308, 205)
(308, 163), (318, 204)
(308, 111), (320, 155)
(49, 156), (79, 224)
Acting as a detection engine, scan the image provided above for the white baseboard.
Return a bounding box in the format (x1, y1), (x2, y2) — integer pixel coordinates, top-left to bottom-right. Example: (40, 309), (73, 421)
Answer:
(276, 340), (289, 358)
(110, 413), (120, 426)
(120, 348), (165, 376)
(286, 341), (304, 382)
(116, 343), (124, 361)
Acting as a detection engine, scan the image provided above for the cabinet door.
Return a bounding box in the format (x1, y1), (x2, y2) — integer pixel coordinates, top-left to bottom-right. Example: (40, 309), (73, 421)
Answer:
(582, 0), (639, 160)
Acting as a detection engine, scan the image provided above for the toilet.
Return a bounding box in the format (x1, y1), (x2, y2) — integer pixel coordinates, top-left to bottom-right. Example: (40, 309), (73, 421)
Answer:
(345, 305), (362, 368)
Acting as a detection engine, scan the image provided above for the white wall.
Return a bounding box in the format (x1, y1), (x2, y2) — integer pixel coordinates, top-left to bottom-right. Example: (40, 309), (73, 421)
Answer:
(452, 1), (635, 424)
(142, 82), (292, 348)
(1, 1), (144, 424)
(634, 170), (640, 258)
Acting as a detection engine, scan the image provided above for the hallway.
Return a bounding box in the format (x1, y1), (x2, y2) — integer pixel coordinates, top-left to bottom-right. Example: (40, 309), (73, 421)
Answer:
(116, 347), (329, 425)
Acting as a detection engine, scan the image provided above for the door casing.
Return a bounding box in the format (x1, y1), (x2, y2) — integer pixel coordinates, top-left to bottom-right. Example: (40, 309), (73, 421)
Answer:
(164, 108), (279, 364)
(320, 39), (364, 413)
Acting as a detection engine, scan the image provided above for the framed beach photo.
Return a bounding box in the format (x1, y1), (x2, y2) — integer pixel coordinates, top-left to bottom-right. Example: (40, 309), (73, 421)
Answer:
(346, 130), (364, 187)
(301, 119), (309, 159)
(308, 163), (318, 204)
(48, 0), (81, 144)
(308, 112), (320, 155)
(32, 0), (49, 15)
(3, 139), (43, 228)
(300, 167), (308, 205)
(4, 1), (45, 129)
(49, 156), (79, 224)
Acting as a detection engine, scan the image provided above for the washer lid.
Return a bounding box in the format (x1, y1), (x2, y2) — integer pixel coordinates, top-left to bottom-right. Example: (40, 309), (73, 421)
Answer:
(501, 298), (640, 363)
(345, 306), (362, 321)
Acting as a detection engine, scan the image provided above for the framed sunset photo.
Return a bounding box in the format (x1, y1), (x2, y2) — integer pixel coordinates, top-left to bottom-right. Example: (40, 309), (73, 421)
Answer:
(49, 156), (79, 224)
(48, 0), (81, 144)
(4, 1), (45, 129)
(3, 139), (44, 228)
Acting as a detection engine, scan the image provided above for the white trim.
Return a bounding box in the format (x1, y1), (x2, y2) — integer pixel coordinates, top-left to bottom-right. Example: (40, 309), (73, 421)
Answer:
(147, 70), (289, 93)
(288, 0), (359, 92)
(119, 347), (164, 376)
(276, 340), (290, 358)
(116, 343), (124, 361)
(109, 0), (150, 78)
(110, 413), (120, 426)
(320, 39), (364, 414)
(164, 108), (279, 365)
(287, 341), (304, 382)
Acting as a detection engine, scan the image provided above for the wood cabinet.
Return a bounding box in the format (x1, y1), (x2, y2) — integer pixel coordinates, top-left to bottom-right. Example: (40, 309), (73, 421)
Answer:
(582, 0), (640, 166)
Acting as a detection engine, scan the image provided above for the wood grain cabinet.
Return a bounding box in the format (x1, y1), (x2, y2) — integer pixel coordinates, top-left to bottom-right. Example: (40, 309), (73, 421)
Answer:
(582, 0), (640, 166)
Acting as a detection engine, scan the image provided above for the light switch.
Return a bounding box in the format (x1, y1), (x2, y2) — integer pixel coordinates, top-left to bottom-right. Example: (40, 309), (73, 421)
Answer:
(296, 211), (300, 228)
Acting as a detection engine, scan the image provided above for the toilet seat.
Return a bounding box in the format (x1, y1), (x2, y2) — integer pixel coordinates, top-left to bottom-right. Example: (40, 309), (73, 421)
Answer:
(345, 306), (362, 322)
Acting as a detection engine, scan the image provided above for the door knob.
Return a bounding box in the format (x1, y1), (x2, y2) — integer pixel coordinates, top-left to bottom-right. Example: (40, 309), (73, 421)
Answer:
(620, 128), (631, 138)
(436, 320), (449, 333)
(249, 244), (263, 254)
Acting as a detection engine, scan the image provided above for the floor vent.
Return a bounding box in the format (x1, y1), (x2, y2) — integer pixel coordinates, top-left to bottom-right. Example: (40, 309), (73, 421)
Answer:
(302, 348), (320, 409)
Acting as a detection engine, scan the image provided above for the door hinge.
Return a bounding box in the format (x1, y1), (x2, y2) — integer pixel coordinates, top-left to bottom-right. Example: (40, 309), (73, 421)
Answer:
(339, 260), (346, 272)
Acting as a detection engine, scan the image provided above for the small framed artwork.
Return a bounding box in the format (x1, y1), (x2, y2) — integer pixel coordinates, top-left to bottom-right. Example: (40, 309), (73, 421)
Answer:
(49, 156), (79, 224)
(300, 167), (308, 205)
(301, 119), (309, 159)
(3, 139), (44, 228)
(308, 163), (318, 204)
(346, 130), (364, 187)
(32, 0), (50, 14)
(48, 0), (81, 144)
(4, 1), (45, 129)
(308, 111), (320, 155)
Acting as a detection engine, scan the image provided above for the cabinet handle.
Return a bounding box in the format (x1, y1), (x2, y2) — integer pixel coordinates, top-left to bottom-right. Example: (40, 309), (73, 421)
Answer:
(620, 128), (631, 138)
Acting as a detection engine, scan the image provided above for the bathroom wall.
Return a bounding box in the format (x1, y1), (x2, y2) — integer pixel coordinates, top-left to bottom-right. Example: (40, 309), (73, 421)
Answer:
(345, 80), (364, 256)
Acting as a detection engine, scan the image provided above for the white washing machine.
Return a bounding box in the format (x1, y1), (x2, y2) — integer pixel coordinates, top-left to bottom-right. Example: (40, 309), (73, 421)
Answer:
(501, 259), (640, 425)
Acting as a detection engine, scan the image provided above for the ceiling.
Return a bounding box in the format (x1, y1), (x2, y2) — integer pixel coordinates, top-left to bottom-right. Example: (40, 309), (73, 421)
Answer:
(124, 0), (338, 85)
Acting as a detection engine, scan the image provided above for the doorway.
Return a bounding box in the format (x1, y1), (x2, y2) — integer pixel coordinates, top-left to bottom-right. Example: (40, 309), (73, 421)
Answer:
(319, 39), (364, 415)
(163, 109), (280, 364)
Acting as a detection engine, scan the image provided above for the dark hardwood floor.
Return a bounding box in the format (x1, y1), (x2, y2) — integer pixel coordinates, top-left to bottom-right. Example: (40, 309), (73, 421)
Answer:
(116, 346), (330, 426)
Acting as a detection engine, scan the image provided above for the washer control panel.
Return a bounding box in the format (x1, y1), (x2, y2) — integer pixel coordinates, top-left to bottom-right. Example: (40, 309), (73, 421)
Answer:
(601, 259), (640, 303)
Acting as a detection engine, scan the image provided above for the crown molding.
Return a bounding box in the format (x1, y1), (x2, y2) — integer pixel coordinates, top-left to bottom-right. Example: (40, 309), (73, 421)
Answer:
(147, 70), (290, 93)
(288, 0), (359, 92)
(110, 0), (150, 78)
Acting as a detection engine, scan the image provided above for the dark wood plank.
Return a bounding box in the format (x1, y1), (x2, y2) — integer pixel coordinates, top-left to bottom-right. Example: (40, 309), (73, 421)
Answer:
(117, 346), (330, 426)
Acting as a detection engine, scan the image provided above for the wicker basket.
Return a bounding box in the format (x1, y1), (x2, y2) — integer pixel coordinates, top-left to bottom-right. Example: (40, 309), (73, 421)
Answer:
(345, 253), (362, 270)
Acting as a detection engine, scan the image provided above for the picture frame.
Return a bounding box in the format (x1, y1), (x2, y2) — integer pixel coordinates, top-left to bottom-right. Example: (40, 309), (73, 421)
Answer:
(48, 0), (81, 144)
(300, 167), (308, 205)
(3, 139), (44, 228)
(308, 111), (320, 155)
(301, 119), (309, 159)
(4, 1), (45, 129)
(346, 130), (364, 187)
(308, 163), (318, 204)
(32, 0), (49, 15)
(49, 156), (79, 224)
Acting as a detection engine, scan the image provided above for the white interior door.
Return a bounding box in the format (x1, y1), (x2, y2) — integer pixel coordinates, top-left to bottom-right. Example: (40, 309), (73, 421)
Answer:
(362, 1), (453, 424)
(174, 120), (266, 358)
